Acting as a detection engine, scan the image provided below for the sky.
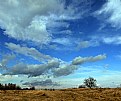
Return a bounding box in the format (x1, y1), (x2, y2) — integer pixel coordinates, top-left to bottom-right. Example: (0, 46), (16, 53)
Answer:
(0, 0), (121, 89)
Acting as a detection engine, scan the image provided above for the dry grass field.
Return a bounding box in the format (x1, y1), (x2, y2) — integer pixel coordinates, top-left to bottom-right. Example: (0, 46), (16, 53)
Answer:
(0, 88), (121, 101)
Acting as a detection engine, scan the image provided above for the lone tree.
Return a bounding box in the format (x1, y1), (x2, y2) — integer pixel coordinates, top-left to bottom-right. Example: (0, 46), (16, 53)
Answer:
(83, 77), (97, 88)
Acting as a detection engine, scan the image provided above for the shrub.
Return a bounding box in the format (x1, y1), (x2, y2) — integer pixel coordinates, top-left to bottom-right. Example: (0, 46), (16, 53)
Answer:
(83, 77), (97, 88)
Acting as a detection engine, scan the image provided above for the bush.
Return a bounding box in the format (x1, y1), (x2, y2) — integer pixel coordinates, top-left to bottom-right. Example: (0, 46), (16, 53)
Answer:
(83, 77), (97, 88)
(79, 85), (86, 88)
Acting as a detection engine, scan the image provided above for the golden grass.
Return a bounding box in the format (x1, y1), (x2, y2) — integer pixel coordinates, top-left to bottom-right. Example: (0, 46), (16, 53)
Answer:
(0, 88), (121, 101)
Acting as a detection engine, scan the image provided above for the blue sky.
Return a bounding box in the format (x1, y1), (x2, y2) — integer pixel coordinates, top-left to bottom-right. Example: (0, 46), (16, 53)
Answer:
(0, 0), (121, 88)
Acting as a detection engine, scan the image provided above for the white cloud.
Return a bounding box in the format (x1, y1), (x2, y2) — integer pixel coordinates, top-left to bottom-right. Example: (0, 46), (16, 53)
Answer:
(72, 54), (106, 65)
(3, 53), (107, 77)
(4, 42), (80, 77)
(52, 64), (78, 77)
(47, 21), (70, 30)
(0, 74), (47, 88)
(95, 0), (121, 28)
(0, 0), (59, 44)
(91, 35), (121, 45)
(23, 79), (60, 87)
(76, 40), (100, 50)
(52, 38), (97, 50)
(52, 38), (73, 46)
(0, 54), (15, 69)
(0, 0), (90, 45)
(76, 41), (90, 49)
(2, 67), (121, 88)
(5, 59), (60, 77)
(3, 43), (107, 78)
(5, 42), (52, 63)
(4, 59), (78, 77)
(102, 36), (121, 45)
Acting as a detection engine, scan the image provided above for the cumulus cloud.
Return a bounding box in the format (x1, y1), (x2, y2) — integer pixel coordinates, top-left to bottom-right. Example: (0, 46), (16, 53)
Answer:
(0, 54), (15, 69)
(4, 59), (79, 78)
(2, 43), (107, 77)
(0, 0), (90, 45)
(2, 53), (107, 77)
(4, 42), (81, 77)
(5, 59), (60, 77)
(0, 0), (57, 44)
(72, 54), (106, 65)
(52, 64), (78, 77)
(5, 42), (52, 63)
(23, 79), (60, 87)
(95, 0), (121, 28)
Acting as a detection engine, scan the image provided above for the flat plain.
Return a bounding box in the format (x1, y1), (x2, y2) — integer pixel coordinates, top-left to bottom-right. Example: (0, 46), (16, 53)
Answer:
(0, 88), (121, 101)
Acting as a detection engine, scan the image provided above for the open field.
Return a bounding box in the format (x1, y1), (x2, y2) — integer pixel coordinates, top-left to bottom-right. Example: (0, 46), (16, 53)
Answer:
(0, 88), (121, 101)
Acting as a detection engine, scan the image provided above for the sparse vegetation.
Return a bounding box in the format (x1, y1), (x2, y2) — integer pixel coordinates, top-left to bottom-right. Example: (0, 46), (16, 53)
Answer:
(0, 88), (121, 101)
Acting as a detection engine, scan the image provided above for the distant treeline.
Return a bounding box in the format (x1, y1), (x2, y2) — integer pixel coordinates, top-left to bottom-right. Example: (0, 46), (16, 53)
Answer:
(0, 83), (35, 90)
